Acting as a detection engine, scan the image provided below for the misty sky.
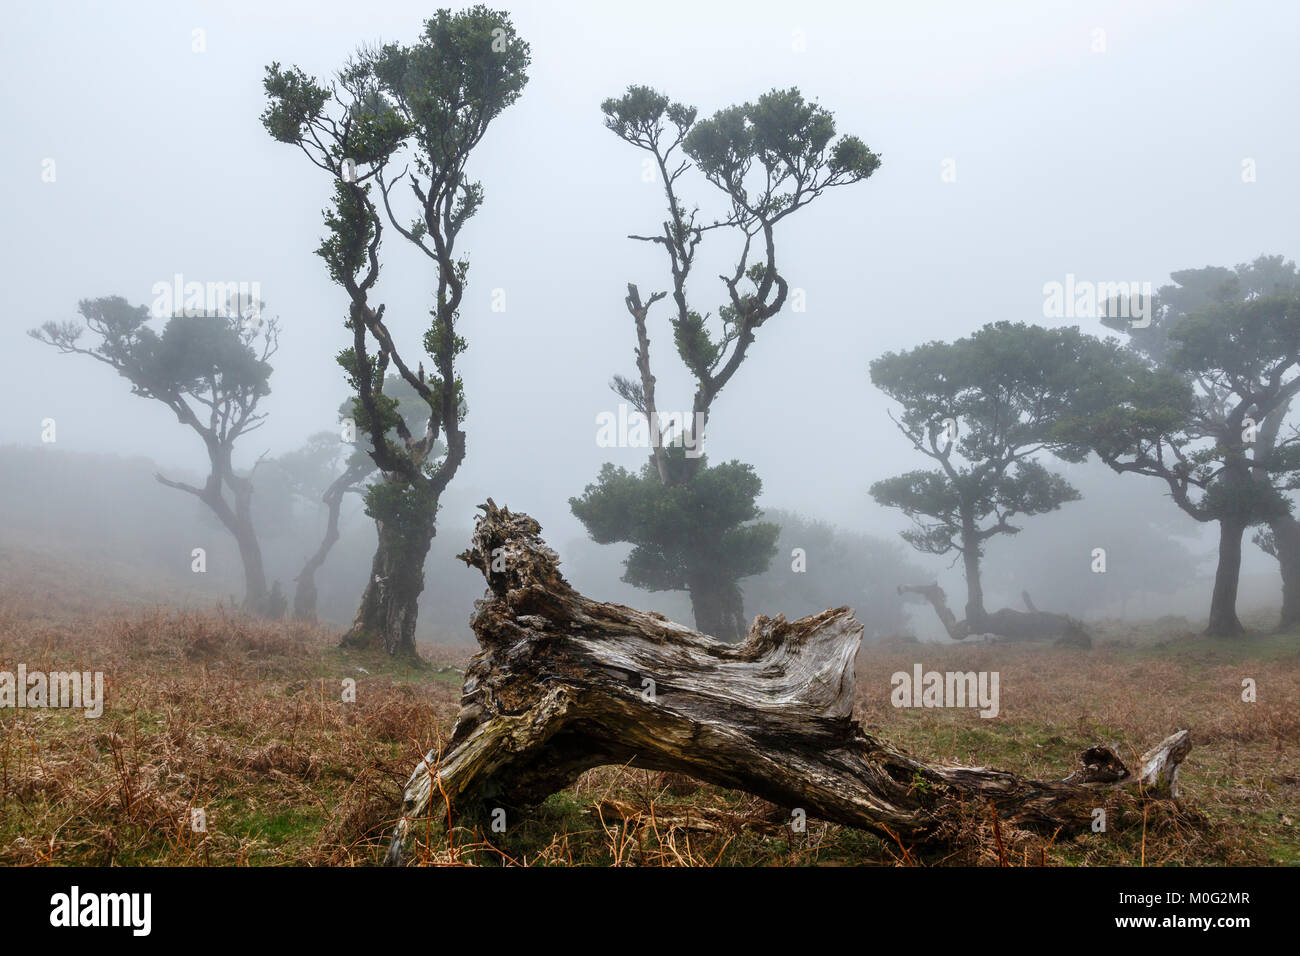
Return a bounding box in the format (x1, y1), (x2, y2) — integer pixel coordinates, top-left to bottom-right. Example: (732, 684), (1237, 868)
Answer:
(3, 0), (1298, 577)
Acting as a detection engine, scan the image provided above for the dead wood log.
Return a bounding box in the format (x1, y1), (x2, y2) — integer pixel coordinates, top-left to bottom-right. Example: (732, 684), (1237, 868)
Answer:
(899, 582), (1091, 647)
(386, 502), (1186, 863)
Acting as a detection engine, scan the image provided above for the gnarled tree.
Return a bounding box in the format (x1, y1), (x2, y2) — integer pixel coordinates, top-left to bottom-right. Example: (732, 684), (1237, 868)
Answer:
(1071, 269), (1300, 636)
(30, 295), (280, 615)
(262, 7), (529, 657)
(1097, 256), (1300, 632)
(572, 85), (880, 639)
(870, 322), (1111, 640)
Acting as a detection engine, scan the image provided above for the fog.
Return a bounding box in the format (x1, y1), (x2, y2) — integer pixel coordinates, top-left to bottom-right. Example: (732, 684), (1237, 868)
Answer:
(3, 0), (1297, 641)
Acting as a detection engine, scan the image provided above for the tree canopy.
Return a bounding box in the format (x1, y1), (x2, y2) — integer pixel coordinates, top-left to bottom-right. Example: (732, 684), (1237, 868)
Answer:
(1065, 259), (1300, 635)
(30, 295), (281, 613)
(870, 321), (1118, 625)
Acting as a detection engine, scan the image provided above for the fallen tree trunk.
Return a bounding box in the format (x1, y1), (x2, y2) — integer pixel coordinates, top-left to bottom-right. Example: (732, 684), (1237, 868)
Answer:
(386, 502), (1186, 863)
(899, 583), (1092, 647)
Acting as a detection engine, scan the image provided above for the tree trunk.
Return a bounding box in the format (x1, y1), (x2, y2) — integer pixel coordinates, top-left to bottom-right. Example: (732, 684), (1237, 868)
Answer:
(960, 533), (987, 630)
(234, 521), (269, 615)
(688, 574), (746, 641)
(386, 502), (1184, 863)
(1253, 395), (1300, 633)
(227, 468), (270, 617)
(1206, 518), (1246, 638)
(293, 466), (363, 622)
(340, 511), (436, 658)
(293, 570), (319, 623)
(1267, 514), (1300, 632)
(157, 469), (270, 616)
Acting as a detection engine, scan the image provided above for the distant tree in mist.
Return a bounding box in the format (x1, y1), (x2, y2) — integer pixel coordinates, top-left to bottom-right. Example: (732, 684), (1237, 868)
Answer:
(29, 295), (280, 615)
(262, 6), (530, 658)
(1092, 256), (1300, 632)
(572, 85), (880, 639)
(745, 509), (925, 638)
(869, 322), (1115, 629)
(1065, 261), (1300, 636)
(271, 431), (374, 621)
(279, 378), (445, 621)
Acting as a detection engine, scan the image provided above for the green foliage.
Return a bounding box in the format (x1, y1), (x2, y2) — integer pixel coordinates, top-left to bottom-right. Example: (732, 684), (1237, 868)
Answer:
(873, 322), (1122, 465)
(601, 85), (695, 147)
(682, 104), (751, 192)
(262, 61), (407, 169)
(1074, 257), (1300, 529)
(369, 6), (530, 177)
(363, 476), (439, 543)
(684, 87), (880, 220)
(1102, 255), (1300, 365)
(260, 63), (331, 145)
(870, 322), (1107, 558)
(570, 454), (778, 593)
(31, 297), (274, 424)
(154, 315), (272, 397)
(317, 181), (377, 286)
(1054, 358), (1195, 465)
(672, 310), (720, 380)
(871, 462), (1080, 557)
(1168, 294), (1300, 393)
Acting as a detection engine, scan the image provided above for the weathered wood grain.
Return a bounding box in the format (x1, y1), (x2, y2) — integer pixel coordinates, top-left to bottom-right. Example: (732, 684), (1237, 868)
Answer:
(386, 501), (1188, 863)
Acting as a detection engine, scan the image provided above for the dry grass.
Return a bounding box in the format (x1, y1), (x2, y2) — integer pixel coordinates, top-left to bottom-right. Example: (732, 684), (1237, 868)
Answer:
(1, 586), (1297, 866)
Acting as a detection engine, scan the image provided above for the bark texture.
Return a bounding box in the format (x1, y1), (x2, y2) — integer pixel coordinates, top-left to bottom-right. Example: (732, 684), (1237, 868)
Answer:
(340, 500), (436, 658)
(385, 502), (1187, 863)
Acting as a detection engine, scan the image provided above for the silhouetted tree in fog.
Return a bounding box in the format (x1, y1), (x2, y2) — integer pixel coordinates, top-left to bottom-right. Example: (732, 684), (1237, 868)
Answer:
(30, 295), (280, 614)
(272, 431), (374, 621)
(572, 85), (880, 639)
(1067, 268), (1300, 636)
(1095, 256), (1300, 632)
(870, 322), (1114, 631)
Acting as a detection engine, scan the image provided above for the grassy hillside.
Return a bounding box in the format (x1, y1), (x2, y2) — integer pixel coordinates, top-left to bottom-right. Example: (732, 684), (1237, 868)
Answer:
(2, 559), (1296, 867)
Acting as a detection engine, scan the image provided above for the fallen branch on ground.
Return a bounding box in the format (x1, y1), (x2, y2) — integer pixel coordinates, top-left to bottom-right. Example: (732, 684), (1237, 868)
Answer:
(386, 501), (1187, 864)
